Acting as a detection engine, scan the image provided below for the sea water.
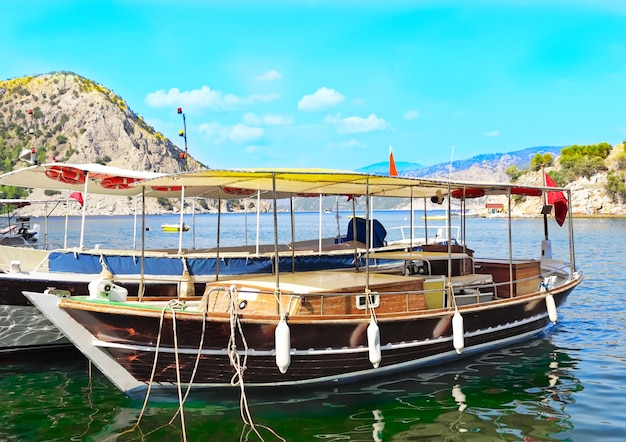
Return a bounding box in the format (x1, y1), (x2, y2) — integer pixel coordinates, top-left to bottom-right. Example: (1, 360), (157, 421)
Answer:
(1, 214), (625, 441)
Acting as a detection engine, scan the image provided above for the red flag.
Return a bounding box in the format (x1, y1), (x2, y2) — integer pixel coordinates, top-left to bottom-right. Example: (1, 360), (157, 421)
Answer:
(389, 146), (398, 176)
(70, 191), (84, 207)
(545, 173), (567, 226)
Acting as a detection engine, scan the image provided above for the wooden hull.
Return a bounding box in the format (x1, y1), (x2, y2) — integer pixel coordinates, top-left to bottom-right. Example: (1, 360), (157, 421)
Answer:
(24, 270), (581, 399)
(0, 272), (206, 352)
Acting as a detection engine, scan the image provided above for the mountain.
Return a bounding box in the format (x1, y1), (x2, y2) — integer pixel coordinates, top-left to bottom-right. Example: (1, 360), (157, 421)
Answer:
(0, 72), (209, 215)
(358, 146), (563, 182)
(357, 161), (424, 175)
(0, 72), (204, 174)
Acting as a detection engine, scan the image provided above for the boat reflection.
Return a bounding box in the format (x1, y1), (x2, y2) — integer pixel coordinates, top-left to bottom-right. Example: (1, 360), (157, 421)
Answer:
(81, 337), (582, 441)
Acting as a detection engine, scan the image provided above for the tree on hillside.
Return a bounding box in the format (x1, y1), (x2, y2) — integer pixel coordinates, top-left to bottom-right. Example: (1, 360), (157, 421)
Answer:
(530, 153), (553, 171)
(606, 170), (626, 203)
(505, 165), (524, 182)
(558, 142), (611, 182)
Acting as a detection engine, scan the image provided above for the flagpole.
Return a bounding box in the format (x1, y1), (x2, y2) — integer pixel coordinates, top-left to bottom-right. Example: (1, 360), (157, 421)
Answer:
(64, 192), (69, 248)
(79, 172), (88, 249)
(541, 166), (552, 259)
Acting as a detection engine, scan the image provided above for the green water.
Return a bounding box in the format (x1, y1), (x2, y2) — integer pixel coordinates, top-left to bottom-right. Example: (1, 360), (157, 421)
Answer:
(2, 216), (625, 440)
(0, 339), (585, 441)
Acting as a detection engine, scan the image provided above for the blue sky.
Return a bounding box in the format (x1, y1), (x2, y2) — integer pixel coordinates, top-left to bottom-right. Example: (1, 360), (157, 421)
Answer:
(3, 0), (626, 170)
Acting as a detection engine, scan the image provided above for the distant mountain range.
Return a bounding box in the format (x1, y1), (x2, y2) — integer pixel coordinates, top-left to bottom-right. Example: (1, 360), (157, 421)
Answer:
(357, 146), (564, 180)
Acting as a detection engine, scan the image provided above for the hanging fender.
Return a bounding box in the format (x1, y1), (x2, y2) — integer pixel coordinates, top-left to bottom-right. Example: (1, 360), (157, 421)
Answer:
(367, 319), (381, 368)
(275, 317), (291, 373)
(546, 293), (558, 323)
(452, 311), (464, 354)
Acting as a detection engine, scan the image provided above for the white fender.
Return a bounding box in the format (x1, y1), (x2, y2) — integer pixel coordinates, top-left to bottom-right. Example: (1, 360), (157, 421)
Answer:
(275, 317), (291, 373)
(177, 269), (195, 297)
(546, 293), (558, 324)
(452, 311), (464, 354)
(367, 319), (381, 368)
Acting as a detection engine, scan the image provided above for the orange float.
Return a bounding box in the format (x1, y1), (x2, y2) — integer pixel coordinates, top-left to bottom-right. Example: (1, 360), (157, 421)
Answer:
(451, 187), (485, 199)
(100, 177), (143, 190)
(44, 166), (86, 185)
(222, 187), (256, 196)
(151, 186), (183, 192)
(510, 186), (543, 197)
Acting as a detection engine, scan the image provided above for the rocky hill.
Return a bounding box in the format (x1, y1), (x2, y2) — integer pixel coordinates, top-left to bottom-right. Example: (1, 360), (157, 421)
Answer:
(1, 71), (625, 218)
(0, 72), (208, 215)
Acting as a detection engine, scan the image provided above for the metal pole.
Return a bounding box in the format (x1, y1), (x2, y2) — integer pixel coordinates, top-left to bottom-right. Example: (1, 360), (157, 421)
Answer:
(177, 107), (189, 171)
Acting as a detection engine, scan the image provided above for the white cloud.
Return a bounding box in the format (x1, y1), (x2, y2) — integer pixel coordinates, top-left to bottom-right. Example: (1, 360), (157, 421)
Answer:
(327, 139), (365, 150)
(483, 130), (501, 137)
(325, 113), (390, 134)
(243, 112), (293, 126)
(403, 110), (420, 120)
(198, 122), (263, 144)
(298, 87), (345, 111)
(257, 70), (282, 81)
(145, 86), (279, 111)
(230, 124), (264, 144)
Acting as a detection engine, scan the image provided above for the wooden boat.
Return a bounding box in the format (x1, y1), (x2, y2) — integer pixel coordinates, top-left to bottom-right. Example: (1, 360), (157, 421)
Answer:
(161, 223), (189, 232)
(0, 164), (441, 353)
(24, 169), (583, 400)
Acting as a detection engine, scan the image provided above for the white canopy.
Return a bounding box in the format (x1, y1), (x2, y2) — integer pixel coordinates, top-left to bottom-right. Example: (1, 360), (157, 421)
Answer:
(0, 163), (205, 198)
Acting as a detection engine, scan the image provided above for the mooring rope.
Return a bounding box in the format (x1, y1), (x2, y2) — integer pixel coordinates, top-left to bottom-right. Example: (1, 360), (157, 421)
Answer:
(225, 285), (286, 442)
(121, 300), (189, 441)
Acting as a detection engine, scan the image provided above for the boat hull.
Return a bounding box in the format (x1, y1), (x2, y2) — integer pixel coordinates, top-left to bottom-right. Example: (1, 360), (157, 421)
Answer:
(24, 277), (579, 399)
(0, 271), (206, 352)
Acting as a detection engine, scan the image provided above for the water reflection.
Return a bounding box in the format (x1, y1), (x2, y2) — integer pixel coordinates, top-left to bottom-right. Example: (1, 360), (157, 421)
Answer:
(64, 338), (582, 441)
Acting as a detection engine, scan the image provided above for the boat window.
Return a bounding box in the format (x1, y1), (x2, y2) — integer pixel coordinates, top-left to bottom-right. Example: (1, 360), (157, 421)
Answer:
(355, 293), (380, 310)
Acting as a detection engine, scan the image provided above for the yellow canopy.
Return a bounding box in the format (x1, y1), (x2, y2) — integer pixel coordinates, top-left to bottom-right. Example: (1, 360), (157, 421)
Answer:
(136, 168), (559, 200)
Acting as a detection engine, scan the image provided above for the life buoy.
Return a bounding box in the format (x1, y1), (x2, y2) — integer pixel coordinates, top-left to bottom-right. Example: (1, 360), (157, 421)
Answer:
(510, 186), (543, 197)
(451, 188), (485, 199)
(44, 166), (86, 185)
(100, 177), (142, 190)
(223, 186), (256, 196)
(151, 186), (183, 192)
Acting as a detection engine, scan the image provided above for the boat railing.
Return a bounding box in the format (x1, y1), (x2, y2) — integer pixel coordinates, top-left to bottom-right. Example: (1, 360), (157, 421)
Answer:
(386, 225), (461, 247)
(195, 278), (504, 317)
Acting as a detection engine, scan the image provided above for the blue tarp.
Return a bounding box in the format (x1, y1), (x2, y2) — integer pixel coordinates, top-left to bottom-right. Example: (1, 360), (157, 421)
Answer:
(48, 251), (370, 276)
(344, 217), (387, 248)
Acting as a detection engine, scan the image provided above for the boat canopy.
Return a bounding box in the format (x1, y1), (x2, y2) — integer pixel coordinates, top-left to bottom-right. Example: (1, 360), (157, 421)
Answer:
(0, 163), (204, 198)
(135, 168), (567, 200)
